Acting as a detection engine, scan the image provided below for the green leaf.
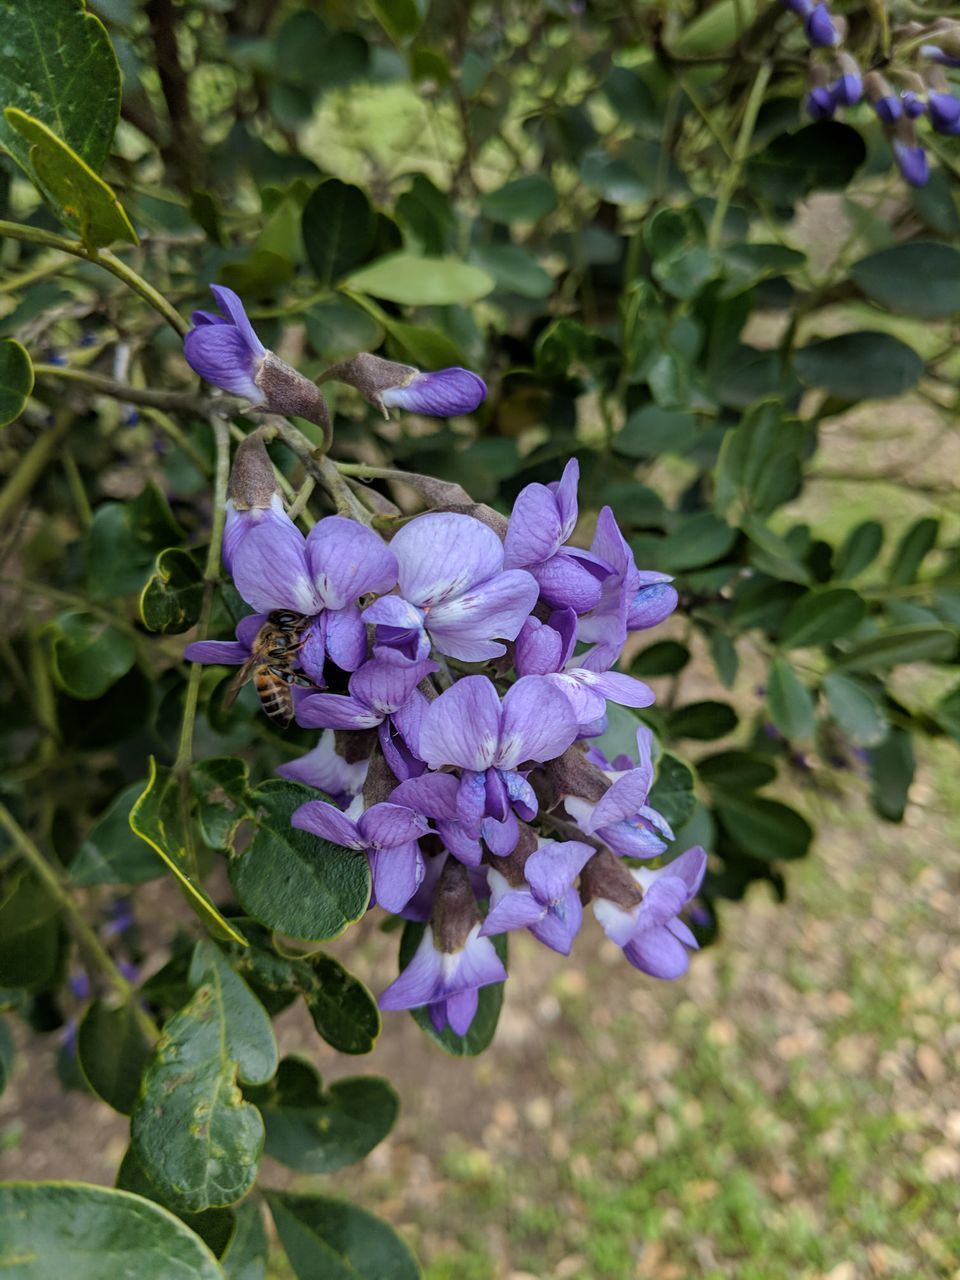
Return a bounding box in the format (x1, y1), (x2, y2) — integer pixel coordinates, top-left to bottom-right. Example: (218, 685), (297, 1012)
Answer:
(345, 253), (495, 305)
(0, 338), (34, 427)
(5, 109), (136, 248)
(714, 400), (804, 519)
(77, 998), (151, 1115)
(850, 241), (960, 320)
(668, 701), (738, 742)
(304, 299), (384, 363)
(400, 923), (505, 1057)
(869, 728), (914, 822)
(302, 180), (376, 286)
(45, 609), (136, 699)
(834, 520), (883, 580)
(369, 0), (427, 43)
(887, 517), (938, 587)
(834, 625), (956, 672)
(0, 1182), (225, 1279)
(822, 673), (888, 748)
(192, 758), (251, 852)
(615, 405), (697, 459)
(648, 751), (697, 830)
(131, 942), (273, 1213)
(601, 67), (658, 129)
(115, 1146), (237, 1260)
(766, 658), (816, 740)
(468, 244), (553, 299)
(220, 1199), (268, 1280)
(71, 782), (163, 886)
(718, 243), (806, 297)
(252, 1056), (398, 1174)
(778, 588), (867, 648)
(793, 331), (923, 402)
(656, 513), (737, 572)
(140, 548), (204, 634)
(580, 149), (651, 204)
(630, 641), (691, 676)
(265, 1191), (421, 1280)
(0, 873), (62, 992)
(747, 123), (866, 206)
(715, 795), (813, 861)
(0, 0), (120, 173)
(697, 752), (777, 792)
(229, 780), (370, 942)
(0, 1016), (13, 1097)
(129, 758), (249, 947)
(302, 954), (381, 1054)
(671, 0), (760, 54)
(87, 482), (184, 600)
(479, 173), (556, 223)
(936, 684), (960, 742)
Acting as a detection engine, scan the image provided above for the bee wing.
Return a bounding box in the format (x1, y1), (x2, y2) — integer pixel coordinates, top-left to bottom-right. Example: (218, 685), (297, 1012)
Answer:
(223, 656), (258, 710)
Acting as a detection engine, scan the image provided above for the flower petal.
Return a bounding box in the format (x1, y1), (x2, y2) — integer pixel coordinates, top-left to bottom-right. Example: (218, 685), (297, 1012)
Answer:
(572, 668), (655, 709)
(208, 284), (266, 356)
(525, 840), (594, 904)
(379, 926), (444, 1010)
(370, 843), (424, 914)
(419, 676), (502, 771)
(514, 616), (564, 677)
(391, 512), (504, 608)
(532, 552), (605, 613)
(305, 516), (398, 609)
(444, 987), (480, 1035)
(183, 324), (264, 401)
(381, 367), (486, 416)
(290, 799), (363, 848)
(349, 655), (437, 716)
(183, 639), (249, 665)
(324, 604), (368, 672)
(529, 887), (583, 955)
(295, 694), (381, 730)
(230, 514), (317, 614)
(390, 772), (461, 821)
(503, 481), (564, 569)
(481, 809), (519, 856)
(480, 888), (545, 936)
(358, 802), (429, 849)
(623, 926), (691, 979)
(276, 731), (369, 799)
(496, 676), (579, 769)
(551, 457), (580, 542)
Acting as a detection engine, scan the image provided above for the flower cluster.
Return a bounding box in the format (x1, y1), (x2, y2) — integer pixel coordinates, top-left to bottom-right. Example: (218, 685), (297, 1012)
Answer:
(779, 4), (960, 188)
(185, 289), (706, 1037)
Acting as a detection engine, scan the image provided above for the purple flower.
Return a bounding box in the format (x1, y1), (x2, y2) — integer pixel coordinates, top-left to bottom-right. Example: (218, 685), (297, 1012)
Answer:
(806, 86), (836, 121)
(921, 44), (960, 70)
(390, 772), (483, 868)
(515, 610), (654, 733)
(592, 846), (707, 979)
(381, 367), (487, 416)
(893, 140), (930, 188)
(902, 91), (926, 119)
(928, 92), (960, 135)
(805, 3), (838, 47)
(69, 970), (91, 1001)
(363, 512), (538, 662)
(418, 675), (579, 854)
(574, 507), (677, 672)
(564, 725), (672, 858)
(228, 513), (398, 673)
(872, 95), (902, 125)
(184, 285), (267, 403)
(276, 729), (369, 806)
(380, 861), (507, 1033)
(184, 612), (267, 665)
(503, 459), (610, 613)
(831, 58), (862, 108)
(296, 654), (436, 730)
(481, 838), (593, 954)
(292, 793), (430, 913)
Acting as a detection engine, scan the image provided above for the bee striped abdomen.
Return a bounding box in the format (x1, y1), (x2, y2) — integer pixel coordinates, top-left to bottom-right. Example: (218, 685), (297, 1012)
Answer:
(254, 665), (296, 725)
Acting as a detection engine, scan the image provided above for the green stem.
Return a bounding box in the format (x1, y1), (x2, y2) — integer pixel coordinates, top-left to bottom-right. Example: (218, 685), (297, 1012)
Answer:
(707, 61), (772, 251)
(62, 448), (92, 528)
(142, 408), (213, 476)
(0, 803), (158, 1042)
(265, 419), (374, 525)
(0, 412), (75, 526)
(33, 363), (213, 413)
(0, 220), (187, 336)
(174, 416), (230, 773)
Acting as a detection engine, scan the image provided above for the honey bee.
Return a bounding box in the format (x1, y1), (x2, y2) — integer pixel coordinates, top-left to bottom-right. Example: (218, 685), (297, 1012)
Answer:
(224, 610), (315, 726)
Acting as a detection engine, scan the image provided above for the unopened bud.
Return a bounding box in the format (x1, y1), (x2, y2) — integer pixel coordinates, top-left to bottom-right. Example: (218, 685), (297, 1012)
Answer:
(432, 860), (482, 952)
(227, 432), (279, 510)
(321, 352), (486, 419)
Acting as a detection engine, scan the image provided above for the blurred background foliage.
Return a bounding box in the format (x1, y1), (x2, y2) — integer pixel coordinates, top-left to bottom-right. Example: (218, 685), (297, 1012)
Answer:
(1, 0), (960, 1276)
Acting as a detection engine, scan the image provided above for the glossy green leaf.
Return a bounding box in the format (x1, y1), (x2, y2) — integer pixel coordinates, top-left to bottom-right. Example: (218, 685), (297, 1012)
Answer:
(869, 727), (914, 822)
(850, 241), (960, 320)
(697, 752), (777, 792)
(778, 588), (867, 648)
(794, 331), (923, 401)
(714, 400), (804, 519)
(0, 0), (120, 174)
(115, 1146), (237, 1259)
(747, 123), (866, 205)
(822, 674), (888, 748)
(70, 782), (162, 886)
(580, 149), (651, 204)
(715, 795), (813, 861)
(630, 640), (691, 676)
(302, 180), (376, 286)
(304, 299), (384, 363)
(834, 520), (884, 580)
(46, 609), (136, 699)
(0, 338), (34, 427)
(668, 701), (738, 742)
(346, 253), (495, 305)
(468, 244), (553, 298)
(302, 953), (381, 1054)
(616, 405), (697, 459)
(86, 482), (184, 600)
(265, 1191), (421, 1280)
(220, 1198), (268, 1280)
(766, 658), (815, 740)
(77, 998), (151, 1115)
(887, 517), (938, 587)
(229, 780), (370, 942)
(479, 173), (556, 223)
(130, 758), (248, 946)
(400, 922), (505, 1057)
(5, 109), (137, 247)
(0, 1016), (13, 1097)
(140, 548), (204, 634)
(131, 941), (274, 1213)
(0, 1182), (225, 1279)
(0, 873), (62, 993)
(834, 625), (956, 672)
(656, 513), (737, 572)
(718, 243), (806, 297)
(252, 1056), (398, 1174)
(648, 751), (697, 830)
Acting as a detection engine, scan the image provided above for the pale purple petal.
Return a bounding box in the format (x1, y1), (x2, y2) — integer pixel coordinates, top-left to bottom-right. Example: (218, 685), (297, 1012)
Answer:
(623, 927), (691, 979)
(484, 768), (509, 822)
(587, 765), (654, 831)
(305, 517), (398, 609)
(183, 325), (264, 402)
(390, 772), (461, 821)
(419, 676), (502, 771)
(514, 617), (564, 677)
(496, 676), (578, 769)
(481, 809), (519, 856)
(379, 927), (444, 1010)
(628, 581), (678, 630)
(454, 927), (508, 991)
(298, 615), (327, 685)
(444, 987), (480, 1035)
(381, 367), (486, 417)
(222, 496), (287, 575)
(438, 820), (484, 866)
(480, 888), (544, 935)
(236, 614), (268, 648)
(532, 552), (605, 613)
(529, 888), (582, 954)
(662, 845), (707, 895)
(362, 595), (425, 630)
(349, 656), (437, 716)
(602, 818), (669, 859)
(291, 799), (363, 848)
(276, 731), (369, 799)
(325, 604), (368, 672)
(592, 897), (639, 946)
(456, 770), (488, 831)
(503, 482), (564, 569)
(525, 840), (593, 904)
(572, 668), (655, 709)
(183, 639), (248, 664)
(230, 516), (317, 614)
(358, 803), (429, 849)
(295, 693), (381, 730)
(551, 458), (580, 541)
(382, 691), (428, 779)
(426, 568), (538, 654)
(543, 672), (607, 727)
(501, 769), (537, 821)
(208, 284), (266, 356)
(370, 843), (424, 913)
(391, 513), (504, 608)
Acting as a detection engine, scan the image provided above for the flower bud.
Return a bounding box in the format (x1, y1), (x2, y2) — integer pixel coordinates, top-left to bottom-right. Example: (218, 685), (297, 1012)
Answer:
(864, 72), (901, 124)
(321, 352), (486, 418)
(831, 53), (862, 107)
(892, 123), (930, 188)
(927, 91), (960, 135)
(184, 285), (267, 403)
(227, 431), (279, 511)
(805, 2), (839, 47)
